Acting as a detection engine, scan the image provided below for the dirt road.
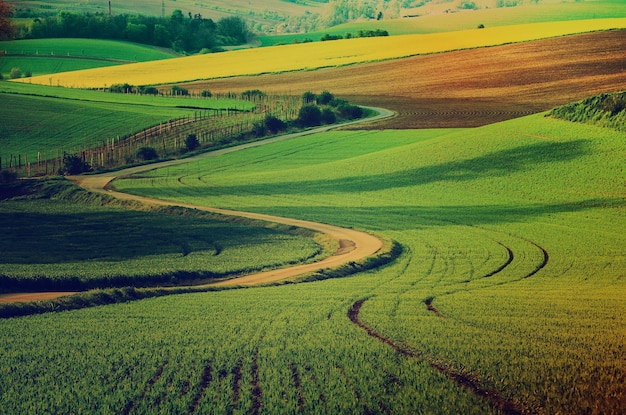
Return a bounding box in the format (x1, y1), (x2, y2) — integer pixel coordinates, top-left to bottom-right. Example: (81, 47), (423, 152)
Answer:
(0, 108), (392, 303)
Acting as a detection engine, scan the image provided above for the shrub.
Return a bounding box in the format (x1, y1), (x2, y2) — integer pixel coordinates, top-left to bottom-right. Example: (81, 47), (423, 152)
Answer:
(337, 104), (363, 120)
(109, 83), (134, 93)
(24, 69), (32, 77)
(252, 122), (267, 138)
(321, 108), (336, 124)
(171, 85), (189, 96)
(138, 86), (159, 95)
(185, 134), (200, 151)
(316, 90), (334, 105)
(302, 91), (316, 104)
(241, 89), (266, 100)
(0, 72), (4, 80)
(58, 153), (91, 175)
(297, 104), (322, 127)
(264, 114), (286, 134)
(9, 67), (21, 79)
(0, 170), (17, 184)
(136, 147), (158, 161)
(201, 89), (212, 98)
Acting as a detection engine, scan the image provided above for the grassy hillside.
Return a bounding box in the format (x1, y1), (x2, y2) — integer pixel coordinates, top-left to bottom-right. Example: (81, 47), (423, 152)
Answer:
(259, 0), (626, 45)
(549, 90), (626, 131)
(0, 38), (179, 78)
(0, 83), (252, 167)
(9, 0), (324, 33)
(2, 107), (623, 413)
(0, 179), (325, 292)
(18, 18), (626, 88)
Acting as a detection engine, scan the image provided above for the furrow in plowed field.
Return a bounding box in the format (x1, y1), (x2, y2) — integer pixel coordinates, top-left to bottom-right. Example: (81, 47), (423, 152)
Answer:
(185, 30), (626, 128)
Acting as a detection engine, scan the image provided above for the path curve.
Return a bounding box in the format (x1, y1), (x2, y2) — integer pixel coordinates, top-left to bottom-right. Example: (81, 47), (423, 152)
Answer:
(1, 107), (393, 303)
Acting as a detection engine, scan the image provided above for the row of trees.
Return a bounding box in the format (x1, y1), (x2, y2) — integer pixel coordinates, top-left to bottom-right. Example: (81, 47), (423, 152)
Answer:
(13, 10), (249, 53)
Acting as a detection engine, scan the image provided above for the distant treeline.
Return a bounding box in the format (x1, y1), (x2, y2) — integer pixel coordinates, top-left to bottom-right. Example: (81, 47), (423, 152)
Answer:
(14, 11), (249, 53)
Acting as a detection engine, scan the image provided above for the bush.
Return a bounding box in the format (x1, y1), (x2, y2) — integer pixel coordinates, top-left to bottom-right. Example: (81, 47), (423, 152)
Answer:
(337, 104), (363, 120)
(264, 114), (286, 134)
(58, 153), (91, 175)
(316, 90), (334, 105)
(201, 89), (212, 98)
(171, 85), (189, 96)
(109, 83), (134, 93)
(241, 89), (265, 100)
(321, 108), (336, 124)
(0, 72), (4, 80)
(0, 170), (17, 184)
(302, 91), (316, 104)
(136, 147), (158, 161)
(138, 86), (159, 95)
(9, 67), (22, 79)
(24, 69), (32, 78)
(252, 122), (267, 138)
(185, 134), (200, 152)
(297, 104), (322, 127)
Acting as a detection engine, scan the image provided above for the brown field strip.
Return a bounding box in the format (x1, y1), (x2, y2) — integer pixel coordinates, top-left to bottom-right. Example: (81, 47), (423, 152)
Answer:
(184, 30), (626, 128)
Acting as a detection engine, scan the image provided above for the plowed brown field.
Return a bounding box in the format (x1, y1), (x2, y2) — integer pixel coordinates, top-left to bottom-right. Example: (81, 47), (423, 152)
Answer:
(184, 30), (626, 128)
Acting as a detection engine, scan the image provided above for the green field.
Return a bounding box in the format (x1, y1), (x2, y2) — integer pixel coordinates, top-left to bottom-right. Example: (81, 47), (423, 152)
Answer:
(259, 0), (626, 45)
(0, 83), (253, 168)
(0, 38), (179, 78)
(1, 109), (624, 413)
(0, 179), (325, 292)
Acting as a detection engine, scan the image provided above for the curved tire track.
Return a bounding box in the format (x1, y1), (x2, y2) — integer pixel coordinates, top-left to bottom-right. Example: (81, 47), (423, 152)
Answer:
(348, 299), (529, 415)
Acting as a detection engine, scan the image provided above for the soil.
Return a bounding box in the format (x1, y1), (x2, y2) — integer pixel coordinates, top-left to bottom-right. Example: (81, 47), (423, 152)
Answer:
(182, 30), (626, 129)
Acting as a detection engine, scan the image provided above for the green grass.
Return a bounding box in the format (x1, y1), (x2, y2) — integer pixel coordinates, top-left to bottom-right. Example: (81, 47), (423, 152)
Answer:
(0, 83), (254, 166)
(1, 110), (623, 413)
(0, 56), (120, 78)
(0, 38), (178, 62)
(0, 179), (325, 292)
(259, 0), (626, 45)
(549, 90), (626, 131)
(0, 38), (179, 78)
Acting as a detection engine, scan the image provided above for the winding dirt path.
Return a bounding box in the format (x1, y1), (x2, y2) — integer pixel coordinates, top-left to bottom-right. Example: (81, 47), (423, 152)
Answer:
(0, 108), (392, 303)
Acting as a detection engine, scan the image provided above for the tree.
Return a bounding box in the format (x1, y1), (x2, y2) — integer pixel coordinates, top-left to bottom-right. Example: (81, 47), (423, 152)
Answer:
(185, 134), (200, 152)
(0, 0), (14, 41)
(9, 67), (21, 79)
(217, 16), (248, 44)
(297, 105), (322, 127)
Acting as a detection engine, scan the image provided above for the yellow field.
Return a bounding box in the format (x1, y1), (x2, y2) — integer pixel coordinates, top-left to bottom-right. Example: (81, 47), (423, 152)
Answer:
(19, 18), (626, 88)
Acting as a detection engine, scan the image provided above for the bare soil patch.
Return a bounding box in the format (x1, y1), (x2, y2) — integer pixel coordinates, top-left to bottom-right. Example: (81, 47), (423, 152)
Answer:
(184, 30), (626, 128)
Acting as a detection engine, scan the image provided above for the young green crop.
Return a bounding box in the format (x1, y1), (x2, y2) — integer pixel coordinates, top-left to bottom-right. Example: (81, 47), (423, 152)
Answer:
(0, 180), (324, 292)
(1, 113), (624, 413)
(0, 83), (253, 167)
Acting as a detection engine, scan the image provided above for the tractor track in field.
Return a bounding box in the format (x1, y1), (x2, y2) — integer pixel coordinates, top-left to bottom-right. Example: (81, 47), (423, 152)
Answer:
(348, 299), (530, 415)
(0, 107), (392, 303)
(349, 230), (549, 414)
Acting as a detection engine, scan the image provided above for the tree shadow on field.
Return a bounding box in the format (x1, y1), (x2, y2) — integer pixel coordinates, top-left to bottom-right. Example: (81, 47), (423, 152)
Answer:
(256, 198), (625, 232)
(135, 139), (589, 199)
(0, 210), (278, 264)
